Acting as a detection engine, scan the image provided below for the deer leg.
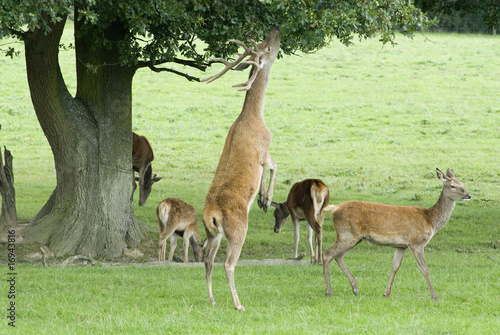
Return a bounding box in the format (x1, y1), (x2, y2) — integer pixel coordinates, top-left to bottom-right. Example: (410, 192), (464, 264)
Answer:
(336, 255), (358, 296)
(225, 238), (246, 311)
(204, 234), (222, 306)
(410, 245), (439, 301)
(316, 225), (323, 265)
(137, 166), (146, 206)
(384, 247), (407, 298)
(130, 172), (137, 201)
(323, 241), (358, 296)
(308, 221), (322, 265)
(158, 223), (177, 262)
(292, 217), (300, 258)
(168, 235), (177, 262)
(306, 224), (314, 263)
(258, 154), (277, 213)
(182, 230), (191, 263)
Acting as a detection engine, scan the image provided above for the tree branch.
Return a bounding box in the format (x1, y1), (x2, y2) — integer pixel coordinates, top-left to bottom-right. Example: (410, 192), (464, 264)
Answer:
(147, 65), (201, 82)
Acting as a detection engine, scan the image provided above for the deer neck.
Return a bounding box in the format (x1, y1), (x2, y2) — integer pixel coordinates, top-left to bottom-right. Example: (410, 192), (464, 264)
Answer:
(240, 68), (271, 120)
(428, 189), (456, 232)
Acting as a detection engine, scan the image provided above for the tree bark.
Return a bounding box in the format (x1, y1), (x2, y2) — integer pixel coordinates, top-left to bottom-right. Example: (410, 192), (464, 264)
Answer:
(0, 146), (17, 228)
(22, 14), (144, 257)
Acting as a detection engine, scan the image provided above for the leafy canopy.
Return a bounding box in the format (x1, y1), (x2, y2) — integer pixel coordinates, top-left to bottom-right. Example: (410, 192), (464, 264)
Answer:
(1, 0), (428, 67)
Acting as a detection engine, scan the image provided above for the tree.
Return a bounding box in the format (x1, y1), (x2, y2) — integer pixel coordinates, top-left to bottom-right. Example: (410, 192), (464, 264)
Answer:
(415, 0), (499, 34)
(0, 0), (428, 257)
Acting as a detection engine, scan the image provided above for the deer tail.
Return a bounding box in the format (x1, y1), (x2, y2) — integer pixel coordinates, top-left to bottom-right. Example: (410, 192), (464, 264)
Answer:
(311, 183), (329, 220)
(203, 207), (224, 237)
(322, 204), (337, 213)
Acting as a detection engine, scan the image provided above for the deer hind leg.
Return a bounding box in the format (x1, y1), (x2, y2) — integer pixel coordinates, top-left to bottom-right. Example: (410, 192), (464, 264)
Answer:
(306, 224), (315, 263)
(292, 216), (300, 259)
(225, 237), (246, 311)
(158, 221), (178, 262)
(204, 233), (222, 306)
(308, 220), (322, 265)
(410, 245), (438, 301)
(168, 235), (178, 262)
(384, 247), (407, 298)
(316, 225), (323, 265)
(323, 240), (358, 296)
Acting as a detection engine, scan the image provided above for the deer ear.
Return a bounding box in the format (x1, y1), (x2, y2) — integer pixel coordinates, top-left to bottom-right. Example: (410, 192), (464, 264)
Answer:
(152, 176), (163, 183)
(270, 201), (279, 208)
(446, 168), (455, 178)
(436, 168), (447, 182)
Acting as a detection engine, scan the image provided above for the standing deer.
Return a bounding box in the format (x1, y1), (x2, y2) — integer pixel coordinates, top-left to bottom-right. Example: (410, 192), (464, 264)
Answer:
(131, 132), (162, 206)
(157, 198), (204, 263)
(323, 168), (471, 301)
(271, 179), (330, 264)
(201, 28), (280, 311)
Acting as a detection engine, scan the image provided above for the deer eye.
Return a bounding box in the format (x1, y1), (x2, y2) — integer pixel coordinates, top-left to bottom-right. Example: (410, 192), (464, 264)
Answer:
(450, 185), (456, 189)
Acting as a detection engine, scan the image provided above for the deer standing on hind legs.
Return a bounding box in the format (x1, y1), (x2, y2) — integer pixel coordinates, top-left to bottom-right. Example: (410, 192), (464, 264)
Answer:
(201, 28), (280, 311)
(131, 132), (162, 206)
(322, 168), (471, 301)
(271, 179), (330, 264)
(157, 198), (204, 263)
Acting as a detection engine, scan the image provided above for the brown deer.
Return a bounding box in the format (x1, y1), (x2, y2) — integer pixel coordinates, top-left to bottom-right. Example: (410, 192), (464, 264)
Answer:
(201, 28), (280, 311)
(271, 179), (330, 264)
(157, 198), (204, 263)
(323, 168), (471, 301)
(131, 132), (162, 206)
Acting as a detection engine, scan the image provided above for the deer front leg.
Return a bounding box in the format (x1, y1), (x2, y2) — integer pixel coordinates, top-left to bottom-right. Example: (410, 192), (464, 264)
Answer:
(183, 230), (190, 263)
(258, 154), (276, 213)
(410, 245), (439, 301)
(130, 172), (137, 201)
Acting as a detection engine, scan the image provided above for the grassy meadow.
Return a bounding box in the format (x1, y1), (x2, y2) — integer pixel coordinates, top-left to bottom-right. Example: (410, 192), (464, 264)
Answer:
(1, 24), (500, 333)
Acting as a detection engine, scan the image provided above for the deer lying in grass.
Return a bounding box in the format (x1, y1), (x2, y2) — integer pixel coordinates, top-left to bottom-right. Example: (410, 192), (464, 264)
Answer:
(157, 198), (204, 263)
(271, 179), (330, 264)
(202, 28), (280, 311)
(323, 168), (471, 301)
(131, 132), (162, 206)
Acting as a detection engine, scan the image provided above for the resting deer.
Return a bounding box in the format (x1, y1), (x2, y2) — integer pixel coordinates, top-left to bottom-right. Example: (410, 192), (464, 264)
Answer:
(131, 132), (162, 206)
(201, 28), (280, 311)
(323, 168), (471, 301)
(157, 198), (204, 263)
(271, 179), (330, 264)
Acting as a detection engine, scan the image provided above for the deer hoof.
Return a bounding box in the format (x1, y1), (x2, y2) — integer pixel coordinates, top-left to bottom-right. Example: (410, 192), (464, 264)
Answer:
(235, 305), (246, 312)
(353, 289), (359, 296)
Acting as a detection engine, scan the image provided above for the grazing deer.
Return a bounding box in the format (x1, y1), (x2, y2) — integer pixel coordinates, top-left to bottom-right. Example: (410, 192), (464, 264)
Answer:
(157, 198), (204, 263)
(131, 132), (162, 206)
(201, 28), (280, 311)
(323, 168), (471, 301)
(271, 179), (330, 264)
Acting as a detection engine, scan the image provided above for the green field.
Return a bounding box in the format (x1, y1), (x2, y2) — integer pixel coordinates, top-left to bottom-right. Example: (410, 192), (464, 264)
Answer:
(1, 27), (499, 333)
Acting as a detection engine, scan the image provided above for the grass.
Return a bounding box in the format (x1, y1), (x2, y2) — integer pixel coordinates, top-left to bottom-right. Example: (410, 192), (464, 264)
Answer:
(1, 26), (500, 333)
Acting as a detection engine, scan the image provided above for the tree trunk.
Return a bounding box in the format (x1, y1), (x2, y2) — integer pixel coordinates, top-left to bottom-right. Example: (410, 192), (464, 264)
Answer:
(0, 146), (17, 228)
(22, 15), (143, 257)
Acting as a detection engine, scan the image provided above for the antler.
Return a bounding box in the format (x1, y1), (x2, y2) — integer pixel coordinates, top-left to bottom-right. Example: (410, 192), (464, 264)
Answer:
(202, 39), (262, 91)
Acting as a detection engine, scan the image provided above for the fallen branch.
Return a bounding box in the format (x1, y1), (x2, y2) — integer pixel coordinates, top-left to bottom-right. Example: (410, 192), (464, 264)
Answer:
(60, 255), (98, 268)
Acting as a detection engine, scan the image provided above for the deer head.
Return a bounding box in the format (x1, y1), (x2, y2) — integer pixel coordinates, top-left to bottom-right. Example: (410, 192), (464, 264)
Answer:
(202, 27), (280, 91)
